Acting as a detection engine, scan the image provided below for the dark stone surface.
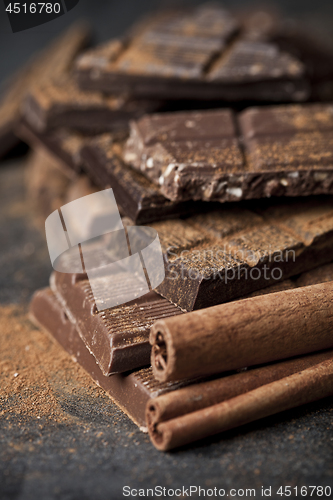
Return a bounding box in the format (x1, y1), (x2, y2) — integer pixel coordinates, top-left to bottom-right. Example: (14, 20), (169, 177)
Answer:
(0, 160), (332, 500)
(0, 160), (52, 304)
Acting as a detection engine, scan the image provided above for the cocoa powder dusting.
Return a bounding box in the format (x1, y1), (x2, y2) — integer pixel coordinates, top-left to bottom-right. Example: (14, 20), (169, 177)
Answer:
(0, 304), (106, 424)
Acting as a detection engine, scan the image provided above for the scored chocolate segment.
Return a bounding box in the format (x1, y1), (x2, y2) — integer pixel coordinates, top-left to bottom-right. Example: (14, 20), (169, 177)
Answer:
(0, 22), (90, 159)
(75, 4), (308, 101)
(124, 109), (245, 202)
(152, 197), (333, 311)
(208, 41), (303, 82)
(22, 76), (162, 134)
(50, 270), (182, 376)
(124, 103), (333, 203)
(30, 288), (188, 430)
(240, 104), (333, 196)
(126, 108), (237, 146)
(240, 103), (333, 138)
(100, 6), (237, 80)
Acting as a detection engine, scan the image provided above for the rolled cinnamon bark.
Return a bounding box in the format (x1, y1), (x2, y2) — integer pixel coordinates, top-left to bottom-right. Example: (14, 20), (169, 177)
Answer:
(148, 358), (333, 451)
(146, 349), (333, 427)
(150, 282), (333, 382)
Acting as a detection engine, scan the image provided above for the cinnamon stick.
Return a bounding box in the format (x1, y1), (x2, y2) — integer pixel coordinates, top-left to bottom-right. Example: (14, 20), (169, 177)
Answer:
(148, 358), (333, 451)
(150, 282), (333, 382)
(146, 349), (333, 427)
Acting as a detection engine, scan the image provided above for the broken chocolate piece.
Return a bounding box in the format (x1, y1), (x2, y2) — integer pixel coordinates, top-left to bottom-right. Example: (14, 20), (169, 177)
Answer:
(151, 196), (333, 310)
(124, 103), (333, 203)
(80, 134), (209, 224)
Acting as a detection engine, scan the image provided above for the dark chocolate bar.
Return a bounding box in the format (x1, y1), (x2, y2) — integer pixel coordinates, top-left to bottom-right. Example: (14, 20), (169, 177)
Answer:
(124, 103), (333, 203)
(0, 22), (90, 160)
(80, 135), (209, 224)
(75, 4), (308, 102)
(30, 288), (187, 430)
(50, 270), (182, 376)
(150, 196), (333, 310)
(22, 75), (162, 134)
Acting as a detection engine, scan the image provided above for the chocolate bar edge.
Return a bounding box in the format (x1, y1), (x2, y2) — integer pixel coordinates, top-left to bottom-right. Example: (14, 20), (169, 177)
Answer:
(29, 287), (151, 431)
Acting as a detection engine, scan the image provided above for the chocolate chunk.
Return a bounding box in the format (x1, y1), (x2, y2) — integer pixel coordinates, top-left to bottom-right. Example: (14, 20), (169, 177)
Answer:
(240, 103), (333, 138)
(151, 197), (333, 310)
(75, 5), (308, 102)
(80, 135), (209, 224)
(240, 104), (333, 197)
(124, 103), (333, 203)
(22, 75), (162, 134)
(50, 269), (182, 376)
(0, 22), (90, 159)
(30, 288), (187, 430)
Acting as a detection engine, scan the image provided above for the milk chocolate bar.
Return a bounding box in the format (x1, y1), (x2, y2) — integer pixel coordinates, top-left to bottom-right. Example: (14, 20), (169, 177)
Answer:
(151, 196), (333, 310)
(75, 4), (308, 102)
(0, 22), (90, 159)
(80, 135), (208, 224)
(22, 75), (162, 134)
(124, 103), (333, 203)
(30, 288), (187, 430)
(50, 271), (182, 375)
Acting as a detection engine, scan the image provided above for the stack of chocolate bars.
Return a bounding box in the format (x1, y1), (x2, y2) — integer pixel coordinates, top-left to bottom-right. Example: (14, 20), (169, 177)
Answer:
(2, 4), (333, 450)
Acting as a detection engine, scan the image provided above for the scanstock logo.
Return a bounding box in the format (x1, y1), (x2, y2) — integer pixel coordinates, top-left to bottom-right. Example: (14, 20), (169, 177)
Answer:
(4, 0), (80, 33)
(45, 189), (165, 311)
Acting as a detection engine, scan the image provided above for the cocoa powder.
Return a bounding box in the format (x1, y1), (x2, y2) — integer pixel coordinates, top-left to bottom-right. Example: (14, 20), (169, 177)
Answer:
(0, 304), (105, 424)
